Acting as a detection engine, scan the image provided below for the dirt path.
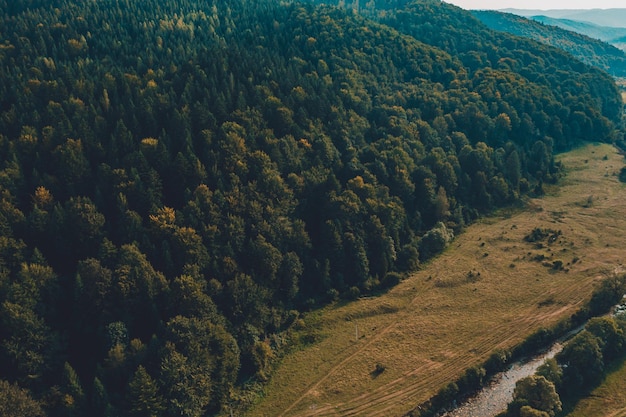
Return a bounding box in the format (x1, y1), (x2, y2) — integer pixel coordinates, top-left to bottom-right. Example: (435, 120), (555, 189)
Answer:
(277, 306), (412, 417)
(250, 143), (626, 417)
(606, 408), (626, 417)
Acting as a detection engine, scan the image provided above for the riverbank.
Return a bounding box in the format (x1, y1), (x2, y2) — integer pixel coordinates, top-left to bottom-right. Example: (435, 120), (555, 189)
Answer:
(442, 343), (562, 417)
(248, 143), (626, 417)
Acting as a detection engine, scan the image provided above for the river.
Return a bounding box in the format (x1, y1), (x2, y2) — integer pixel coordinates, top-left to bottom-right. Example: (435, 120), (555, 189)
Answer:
(441, 302), (626, 417)
(441, 294), (626, 417)
(441, 342), (563, 417)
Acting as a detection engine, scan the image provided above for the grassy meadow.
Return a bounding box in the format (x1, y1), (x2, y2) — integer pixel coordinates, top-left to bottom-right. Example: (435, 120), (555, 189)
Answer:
(563, 357), (626, 417)
(248, 143), (626, 417)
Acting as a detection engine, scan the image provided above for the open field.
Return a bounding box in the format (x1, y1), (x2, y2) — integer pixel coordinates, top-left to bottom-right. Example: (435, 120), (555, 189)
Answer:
(248, 143), (626, 417)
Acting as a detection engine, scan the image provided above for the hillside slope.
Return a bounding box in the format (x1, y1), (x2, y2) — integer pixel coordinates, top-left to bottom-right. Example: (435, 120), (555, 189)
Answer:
(0, 0), (622, 415)
(250, 143), (626, 416)
(502, 8), (626, 28)
(473, 11), (626, 76)
(530, 15), (626, 44)
(501, 8), (626, 50)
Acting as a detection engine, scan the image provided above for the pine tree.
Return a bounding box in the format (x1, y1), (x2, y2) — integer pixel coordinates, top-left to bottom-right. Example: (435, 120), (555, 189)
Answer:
(128, 366), (164, 417)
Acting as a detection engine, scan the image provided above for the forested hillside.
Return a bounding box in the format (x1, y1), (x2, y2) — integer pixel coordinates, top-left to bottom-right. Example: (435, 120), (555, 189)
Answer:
(503, 8), (626, 35)
(530, 15), (626, 46)
(473, 11), (626, 77)
(0, 0), (622, 415)
(501, 8), (626, 52)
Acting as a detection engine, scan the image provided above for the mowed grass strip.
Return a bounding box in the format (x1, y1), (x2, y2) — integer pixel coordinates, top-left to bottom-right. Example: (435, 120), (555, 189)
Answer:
(248, 143), (626, 417)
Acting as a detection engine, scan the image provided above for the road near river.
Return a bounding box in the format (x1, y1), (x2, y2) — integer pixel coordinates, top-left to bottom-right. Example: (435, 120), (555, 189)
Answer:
(441, 343), (563, 417)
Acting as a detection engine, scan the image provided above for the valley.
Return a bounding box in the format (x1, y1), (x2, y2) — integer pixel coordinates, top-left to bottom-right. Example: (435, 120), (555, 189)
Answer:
(250, 143), (626, 417)
(1, 1), (623, 415)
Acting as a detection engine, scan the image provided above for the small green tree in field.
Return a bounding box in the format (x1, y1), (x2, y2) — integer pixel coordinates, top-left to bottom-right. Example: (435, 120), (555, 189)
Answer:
(419, 221), (454, 260)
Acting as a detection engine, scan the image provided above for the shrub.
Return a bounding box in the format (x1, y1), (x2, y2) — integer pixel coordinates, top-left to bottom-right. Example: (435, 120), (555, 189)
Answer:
(419, 222), (454, 260)
(373, 363), (386, 376)
(432, 382), (458, 409)
(381, 272), (402, 289)
(513, 328), (554, 358)
(588, 276), (626, 316)
(457, 365), (486, 394)
(485, 348), (510, 375)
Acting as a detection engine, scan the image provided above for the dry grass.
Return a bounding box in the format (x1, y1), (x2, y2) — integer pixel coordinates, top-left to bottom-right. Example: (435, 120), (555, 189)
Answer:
(248, 143), (626, 417)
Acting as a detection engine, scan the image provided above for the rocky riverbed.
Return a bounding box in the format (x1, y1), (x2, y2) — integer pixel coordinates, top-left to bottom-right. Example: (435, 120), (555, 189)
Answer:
(442, 343), (563, 417)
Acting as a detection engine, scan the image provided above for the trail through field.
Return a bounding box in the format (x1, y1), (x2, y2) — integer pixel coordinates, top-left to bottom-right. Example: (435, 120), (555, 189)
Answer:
(250, 143), (626, 417)
(277, 306), (411, 417)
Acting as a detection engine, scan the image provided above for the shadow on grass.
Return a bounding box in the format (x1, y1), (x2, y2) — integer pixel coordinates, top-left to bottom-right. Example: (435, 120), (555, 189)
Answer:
(556, 352), (626, 416)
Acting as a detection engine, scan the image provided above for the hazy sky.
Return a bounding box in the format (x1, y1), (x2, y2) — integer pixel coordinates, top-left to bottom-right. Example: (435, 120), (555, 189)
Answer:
(444, 0), (625, 10)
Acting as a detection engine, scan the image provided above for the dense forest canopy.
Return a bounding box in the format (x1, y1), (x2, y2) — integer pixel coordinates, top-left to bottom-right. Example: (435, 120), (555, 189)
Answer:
(0, 0), (623, 415)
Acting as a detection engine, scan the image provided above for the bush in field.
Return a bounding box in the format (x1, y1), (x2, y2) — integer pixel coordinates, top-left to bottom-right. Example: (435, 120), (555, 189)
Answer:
(484, 348), (510, 375)
(434, 382), (458, 407)
(419, 222), (454, 260)
(457, 365), (486, 395)
(381, 272), (402, 289)
(588, 276), (626, 316)
(513, 328), (555, 358)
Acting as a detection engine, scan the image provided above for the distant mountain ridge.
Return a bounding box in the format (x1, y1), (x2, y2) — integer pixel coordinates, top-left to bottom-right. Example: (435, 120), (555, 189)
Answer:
(530, 16), (626, 43)
(501, 8), (626, 51)
(502, 8), (626, 28)
(473, 10), (626, 76)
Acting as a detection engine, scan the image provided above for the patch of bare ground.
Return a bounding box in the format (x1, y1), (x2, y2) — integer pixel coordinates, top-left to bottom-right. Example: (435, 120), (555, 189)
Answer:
(248, 143), (626, 417)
